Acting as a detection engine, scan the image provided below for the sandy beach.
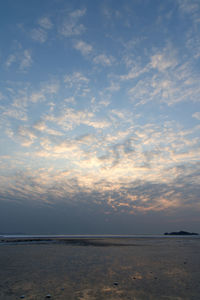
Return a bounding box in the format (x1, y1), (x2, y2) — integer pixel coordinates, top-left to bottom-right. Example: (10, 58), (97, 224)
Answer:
(0, 237), (200, 299)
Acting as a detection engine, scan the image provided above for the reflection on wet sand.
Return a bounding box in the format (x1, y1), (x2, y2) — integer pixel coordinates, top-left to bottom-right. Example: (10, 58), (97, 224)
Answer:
(0, 237), (200, 299)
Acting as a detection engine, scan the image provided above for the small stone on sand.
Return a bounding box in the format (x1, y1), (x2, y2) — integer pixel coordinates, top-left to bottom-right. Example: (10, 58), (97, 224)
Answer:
(113, 282), (118, 286)
(46, 294), (51, 298)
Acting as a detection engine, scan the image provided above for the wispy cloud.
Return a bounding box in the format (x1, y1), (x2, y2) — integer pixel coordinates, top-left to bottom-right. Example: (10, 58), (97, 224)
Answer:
(5, 54), (16, 68)
(5, 49), (32, 71)
(93, 54), (114, 66)
(64, 72), (89, 86)
(192, 112), (200, 120)
(73, 40), (93, 56)
(63, 71), (90, 97)
(38, 17), (53, 30)
(60, 8), (86, 37)
(150, 52), (177, 72)
(34, 121), (63, 136)
(17, 126), (37, 147)
(31, 16), (53, 43)
(31, 28), (47, 43)
(19, 50), (32, 70)
(30, 81), (59, 103)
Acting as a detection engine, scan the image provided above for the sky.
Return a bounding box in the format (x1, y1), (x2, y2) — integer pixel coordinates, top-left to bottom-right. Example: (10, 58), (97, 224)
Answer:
(0, 0), (200, 234)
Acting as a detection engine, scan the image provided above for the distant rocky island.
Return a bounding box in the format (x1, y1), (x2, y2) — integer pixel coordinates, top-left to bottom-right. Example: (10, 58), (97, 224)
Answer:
(164, 231), (199, 236)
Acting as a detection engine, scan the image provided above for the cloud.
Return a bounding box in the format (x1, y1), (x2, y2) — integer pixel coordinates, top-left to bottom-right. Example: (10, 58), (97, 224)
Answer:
(3, 108), (27, 121)
(30, 92), (46, 103)
(19, 50), (32, 70)
(1, 109), (200, 216)
(3, 93), (28, 121)
(125, 46), (200, 106)
(84, 119), (110, 129)
(93, 54), (114, 66)
(5, 48), (32, 71)
(64, 96), (76, 105)
(31, 28), (47, 43)
(150, 53), (177, 72)
(64, 72), (89, 86)
(30, 81), (59, 103)
(17, 126), (37, 147)
(73, 40), (93, 56)
(44, 106), (110, 132)
(31, 17), (53, 43)
(5, 54), (16, 68)
(60, 8), (86, 37)
(120, 64), (148, 81)
(192, 112), (200, 120)
(178, 0), (200, 15)
(69, 8), (86, 18)
(63, 72), (90, 96)
(38, 17), (53, 30)
(0, 159), (199, 216)
(34, 121), (63, 136)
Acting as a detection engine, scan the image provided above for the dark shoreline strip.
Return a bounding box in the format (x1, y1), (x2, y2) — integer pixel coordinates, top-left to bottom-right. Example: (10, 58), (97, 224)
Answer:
(0, 238), (145, 247)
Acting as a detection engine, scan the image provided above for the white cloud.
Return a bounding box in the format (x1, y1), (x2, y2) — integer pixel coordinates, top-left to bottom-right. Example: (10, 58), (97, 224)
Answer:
(63, 72), (89, 95)
(93, 54), (114, 66)
(38, 17), (53, 30)
(64, 96), (76, 104)
(31, 17), (52, 43)
(34, 121), (63, 136)
(178, 0), (199, 15)
(5, 47), (32, 71)
(84, 119), (111, 129)
(31, 28), (47, 43)
(18, 126), (37, 147)
(3, 106), (27, 121)
(64, 72), (89, 85)
(60, 8), (86, 37)
(19, 50), (32, 70)
(192, 112), (200, 120)
(70, 8), (86, 18)
(43, 106), (110, 132)
(30, 92), (46, 103)
(5, 54), (16, 68)
(74, 40), (93, 56)
(120, 64), (148, 81)
(106, 81), (120, 92)
(150, 53), (177, 72)
(42, 81), (59, 94)
(30, 81), (59, 103)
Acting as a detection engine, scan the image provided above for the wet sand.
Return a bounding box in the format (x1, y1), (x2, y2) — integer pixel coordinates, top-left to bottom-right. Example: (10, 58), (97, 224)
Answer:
(0, 237), (200, 299)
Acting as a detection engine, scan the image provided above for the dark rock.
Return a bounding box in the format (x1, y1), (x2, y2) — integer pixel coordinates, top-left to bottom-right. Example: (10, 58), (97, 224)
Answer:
(113, 282), (118, 286)
(46, 295), (51, 298)
(20, 296), (25, 299)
